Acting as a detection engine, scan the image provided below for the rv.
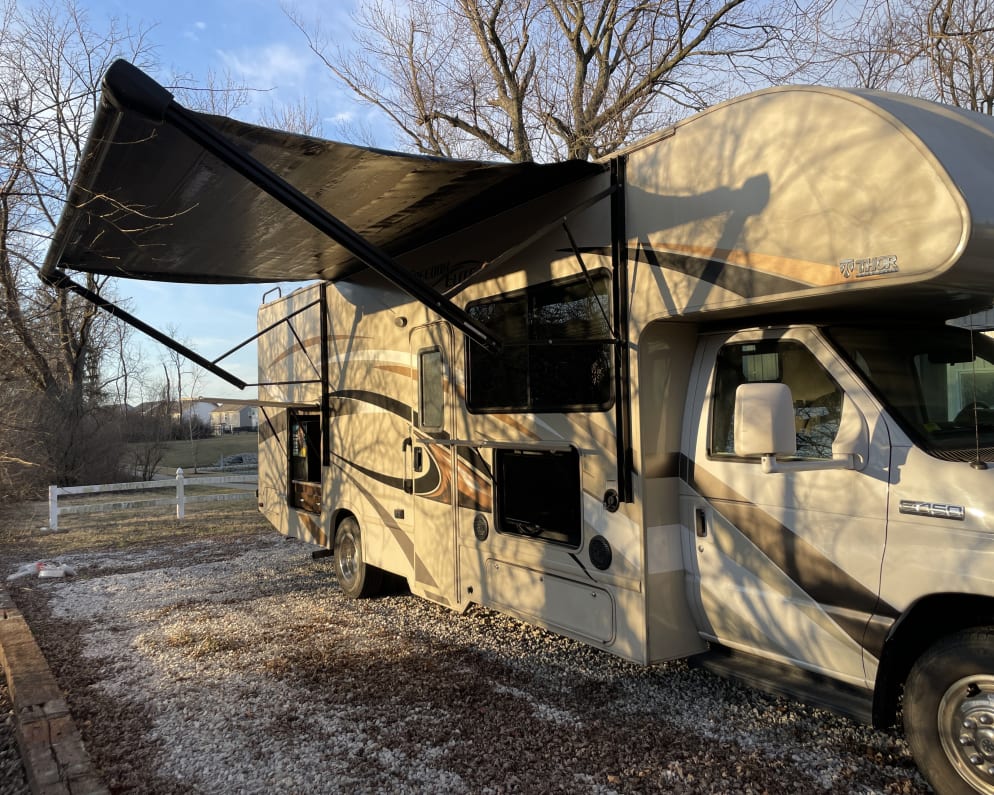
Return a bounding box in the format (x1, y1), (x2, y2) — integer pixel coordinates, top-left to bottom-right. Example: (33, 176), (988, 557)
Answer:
(44, 61), (994, 795)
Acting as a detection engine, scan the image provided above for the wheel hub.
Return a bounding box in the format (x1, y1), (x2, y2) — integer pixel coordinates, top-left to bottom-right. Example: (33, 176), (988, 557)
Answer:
(339, 536), (357, 582)
(941, 675), (994, 791)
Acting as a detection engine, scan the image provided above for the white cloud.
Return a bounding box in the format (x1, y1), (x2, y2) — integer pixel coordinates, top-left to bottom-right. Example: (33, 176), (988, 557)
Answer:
(217, 43), (313, 89)
(182, 21), (208, 42)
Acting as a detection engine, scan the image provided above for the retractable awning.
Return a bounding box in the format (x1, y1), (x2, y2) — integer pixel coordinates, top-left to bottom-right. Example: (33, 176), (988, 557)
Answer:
(42, 61), (604, 359)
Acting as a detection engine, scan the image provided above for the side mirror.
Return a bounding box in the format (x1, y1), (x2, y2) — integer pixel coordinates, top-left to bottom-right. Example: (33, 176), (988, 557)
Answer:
(831, 395), (869, 468)
(733, 383), (796, 457)
(733, 383), (867, 473)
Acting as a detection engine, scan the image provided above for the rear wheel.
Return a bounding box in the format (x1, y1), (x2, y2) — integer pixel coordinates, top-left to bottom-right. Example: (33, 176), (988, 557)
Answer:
(333, 516), (383, 598)
(905, 628), (994, 795)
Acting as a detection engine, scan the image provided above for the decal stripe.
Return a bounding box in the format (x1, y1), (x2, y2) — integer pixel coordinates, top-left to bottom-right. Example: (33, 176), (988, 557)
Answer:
(330, 457), (414, 566)
(860, 614), (895, 658)
(641, 245), (809, 298)
(267, 334), (323, 369)
(643, 241), (843, 285)
(684, 456), (897, 651)
(331, 452), (407, 492)
(374, 364), (415, 378)
(572, 243), (820, 295)
(258, 408), (287, 444)
(329, 389), (412, 422)
(458, 445), (493, 481)
(456, 447), (493, 512)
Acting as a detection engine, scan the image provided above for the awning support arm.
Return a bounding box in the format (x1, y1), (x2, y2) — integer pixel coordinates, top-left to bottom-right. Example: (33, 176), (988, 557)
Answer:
(212, 298), (320, 365)
(561, 220), (615, 340)
(102, 60), (502, 354)
(42, 268), (247, 389)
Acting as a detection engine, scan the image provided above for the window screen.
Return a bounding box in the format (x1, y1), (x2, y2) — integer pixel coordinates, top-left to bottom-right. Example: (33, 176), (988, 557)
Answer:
(419, 348), (444, 429)
(467, 273), (613, 412)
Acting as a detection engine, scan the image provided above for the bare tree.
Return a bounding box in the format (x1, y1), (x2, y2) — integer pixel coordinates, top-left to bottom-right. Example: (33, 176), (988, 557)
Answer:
(259, 96), (323, 136)
(783, 0), (909, 90)
(158, 328), (210, 471)
(287, 0), (803, 161)
(790, 0), (994, 114)
(125, 378), (172, 481)
(910, 0), (994, 112)
(0, 0), (155, 496)
(171, 66), (255, 117)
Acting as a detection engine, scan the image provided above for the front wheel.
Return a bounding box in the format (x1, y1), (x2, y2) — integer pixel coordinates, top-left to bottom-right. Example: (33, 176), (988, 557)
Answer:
(333, 516), (383, 598)
(905, 627), (994, 794)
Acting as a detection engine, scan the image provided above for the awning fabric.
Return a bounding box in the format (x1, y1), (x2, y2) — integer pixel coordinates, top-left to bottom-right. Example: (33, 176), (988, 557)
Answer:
(43, 62), (603, 286)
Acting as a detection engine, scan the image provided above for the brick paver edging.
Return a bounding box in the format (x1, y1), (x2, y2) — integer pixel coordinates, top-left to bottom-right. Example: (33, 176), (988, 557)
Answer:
(0, 586), (107, 795)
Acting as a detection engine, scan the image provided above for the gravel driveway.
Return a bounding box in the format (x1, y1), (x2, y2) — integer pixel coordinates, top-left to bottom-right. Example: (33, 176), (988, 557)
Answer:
(2, 506), (930, 794)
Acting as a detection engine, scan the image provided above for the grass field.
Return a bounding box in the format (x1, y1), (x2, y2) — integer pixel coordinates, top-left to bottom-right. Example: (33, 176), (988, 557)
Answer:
(0, 498), (272, 559)
(153, 434), (259, 471)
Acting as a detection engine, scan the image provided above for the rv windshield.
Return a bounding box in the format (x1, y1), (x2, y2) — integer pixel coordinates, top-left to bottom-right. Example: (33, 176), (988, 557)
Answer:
(828, 323), (994, 461)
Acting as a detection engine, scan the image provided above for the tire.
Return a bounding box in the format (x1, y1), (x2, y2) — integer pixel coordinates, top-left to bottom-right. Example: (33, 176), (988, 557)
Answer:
(333, 516), (383, 598)
(904, 627), (994, 795)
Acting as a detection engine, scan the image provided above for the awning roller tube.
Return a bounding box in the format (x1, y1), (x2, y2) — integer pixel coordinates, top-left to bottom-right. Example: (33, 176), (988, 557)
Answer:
(99, 60), (503, 354)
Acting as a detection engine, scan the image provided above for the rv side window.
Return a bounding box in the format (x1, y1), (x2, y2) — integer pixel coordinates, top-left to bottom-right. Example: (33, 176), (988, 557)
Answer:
(466, 273), (613, 413)
(495, 448), (582, 547)
(418, 347), (444, 429)
(710, 340), (843, 460)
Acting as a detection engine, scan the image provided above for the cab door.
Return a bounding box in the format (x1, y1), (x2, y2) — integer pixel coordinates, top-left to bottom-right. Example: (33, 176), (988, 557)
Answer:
(682, 327), (890, 686)
(409, 323), (458, 606)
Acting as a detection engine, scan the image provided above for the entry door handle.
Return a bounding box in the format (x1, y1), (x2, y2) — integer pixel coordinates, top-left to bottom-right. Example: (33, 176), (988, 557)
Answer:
(402, 437), (424, 471)
(402, 437), (413, 493)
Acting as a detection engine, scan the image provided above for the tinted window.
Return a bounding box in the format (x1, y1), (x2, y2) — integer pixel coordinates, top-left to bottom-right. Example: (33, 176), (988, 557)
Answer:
(467, 273), (613, 412)
(829, 324), (994, 460)
(495, 448), (581, 547)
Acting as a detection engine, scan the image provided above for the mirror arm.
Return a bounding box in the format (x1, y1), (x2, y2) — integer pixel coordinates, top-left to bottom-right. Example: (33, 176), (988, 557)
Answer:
(760, 453), (861, 474)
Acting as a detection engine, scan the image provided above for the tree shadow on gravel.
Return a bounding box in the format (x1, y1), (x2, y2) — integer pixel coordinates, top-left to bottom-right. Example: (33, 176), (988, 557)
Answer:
(256, 628), (847, 793)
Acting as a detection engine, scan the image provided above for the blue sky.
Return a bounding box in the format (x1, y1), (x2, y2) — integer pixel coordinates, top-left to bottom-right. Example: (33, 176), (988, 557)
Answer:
(80, 0), (385, 400)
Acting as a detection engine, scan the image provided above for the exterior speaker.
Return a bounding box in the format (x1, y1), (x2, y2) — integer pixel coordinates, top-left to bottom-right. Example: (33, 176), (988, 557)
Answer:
(589, 535), (612, 570)
(473, 513), (489, 541)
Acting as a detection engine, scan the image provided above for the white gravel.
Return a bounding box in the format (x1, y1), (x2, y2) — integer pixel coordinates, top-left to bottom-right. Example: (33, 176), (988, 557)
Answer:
(9, 534), (930, 793)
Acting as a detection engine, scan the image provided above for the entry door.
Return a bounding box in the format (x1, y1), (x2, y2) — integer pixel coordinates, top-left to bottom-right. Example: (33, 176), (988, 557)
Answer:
(683, 328), (889, 685)
(409, 323), (458, 606)
(289, 411), (321, 513)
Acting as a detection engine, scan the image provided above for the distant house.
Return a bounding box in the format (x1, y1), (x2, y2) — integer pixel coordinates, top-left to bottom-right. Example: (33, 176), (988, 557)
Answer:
(134, 399), (222, 425)
(174, 399), (221, 425)
(210, 404), (258, 434)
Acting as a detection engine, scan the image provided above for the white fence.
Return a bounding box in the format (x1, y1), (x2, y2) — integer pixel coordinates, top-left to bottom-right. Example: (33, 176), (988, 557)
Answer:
(47, 468), (258, 531)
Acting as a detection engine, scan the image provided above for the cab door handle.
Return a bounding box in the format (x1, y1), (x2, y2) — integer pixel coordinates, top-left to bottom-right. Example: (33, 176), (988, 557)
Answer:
(695, 507), (708, 538)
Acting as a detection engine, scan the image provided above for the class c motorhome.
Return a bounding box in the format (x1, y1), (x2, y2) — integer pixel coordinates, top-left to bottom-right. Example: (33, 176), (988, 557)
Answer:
(44, 61), (994, 795)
